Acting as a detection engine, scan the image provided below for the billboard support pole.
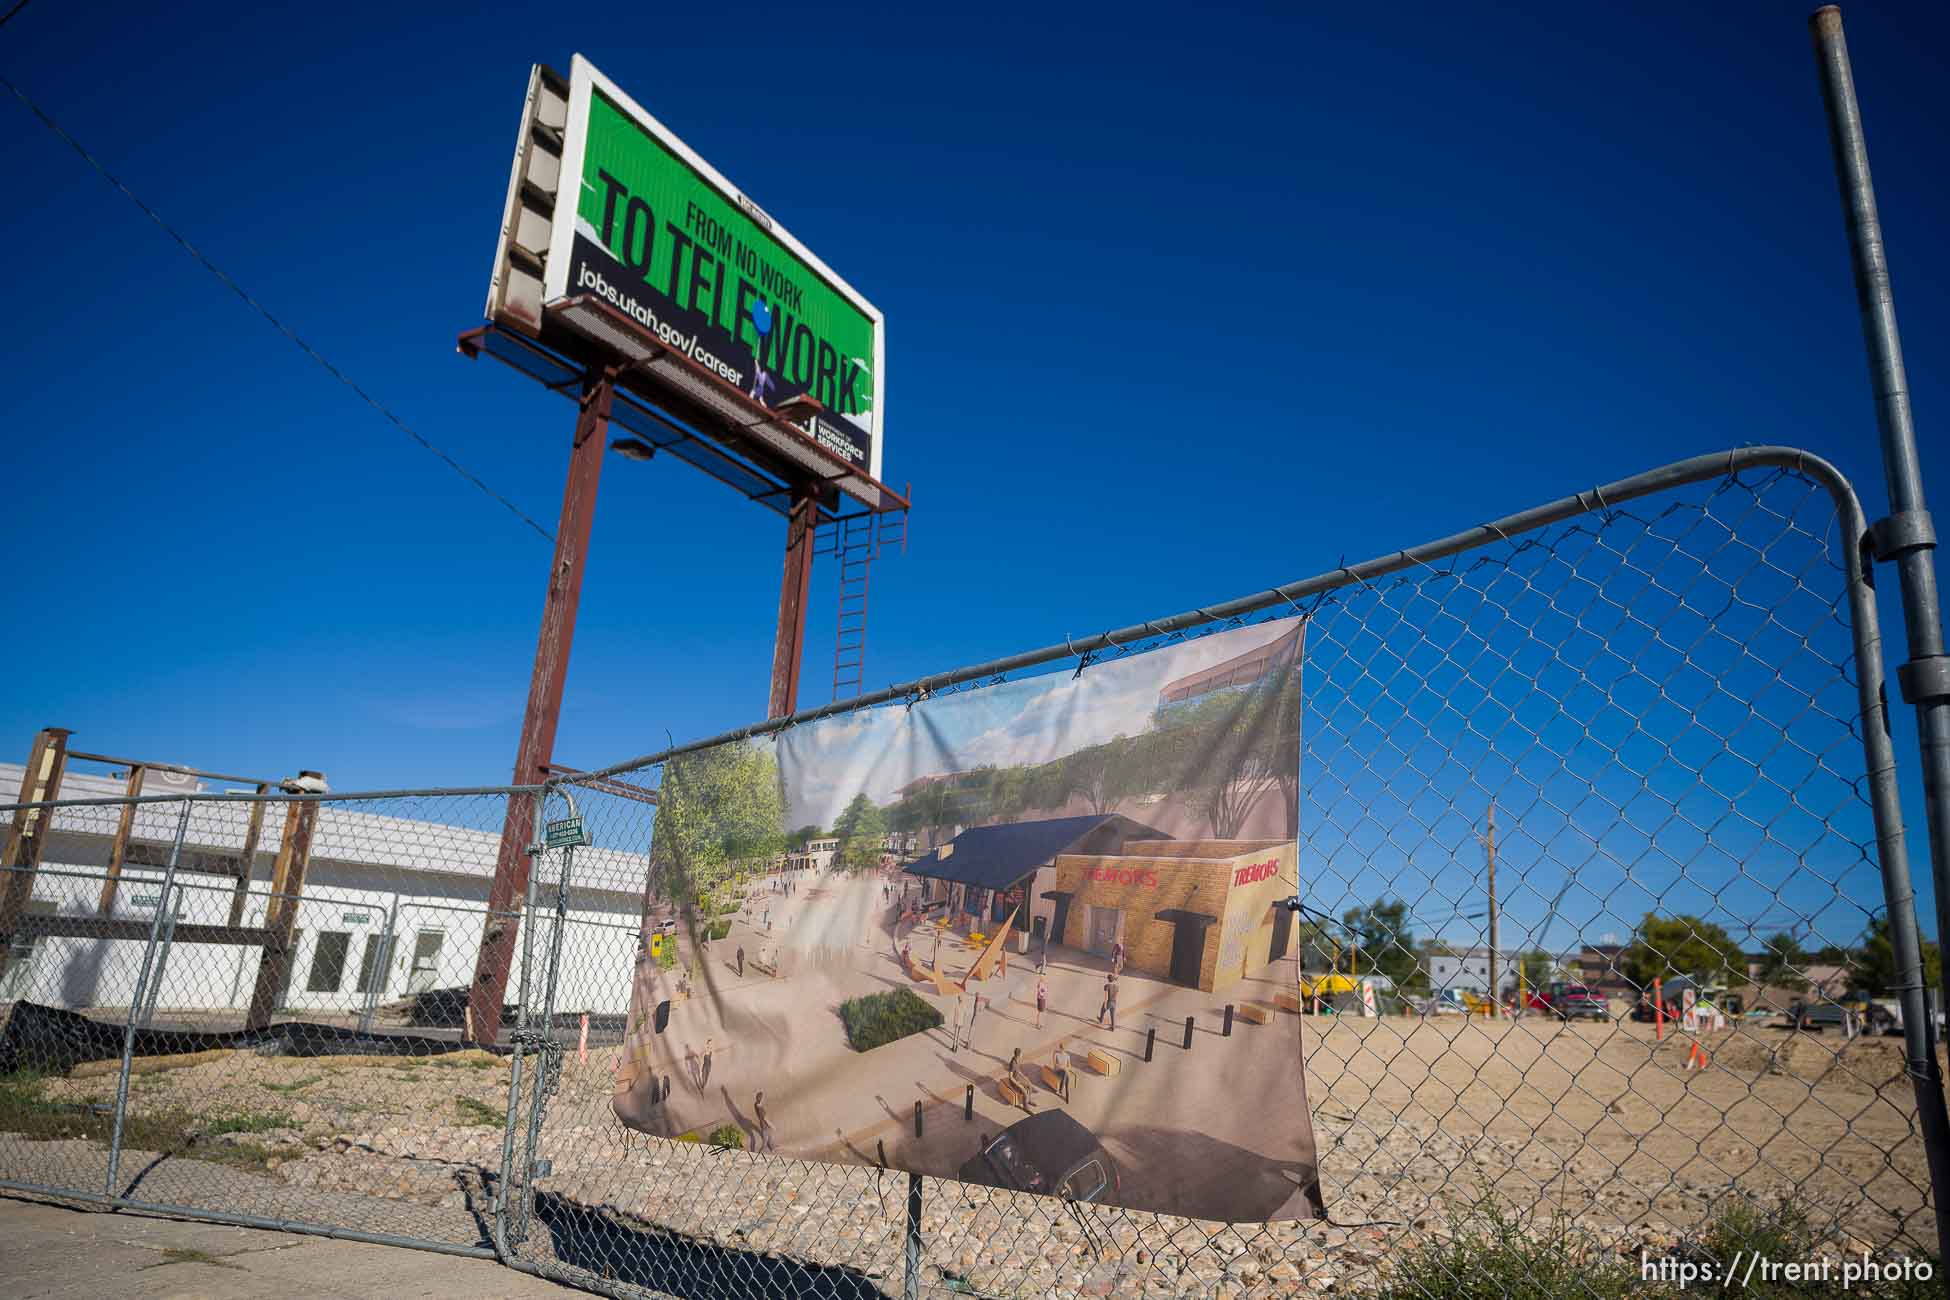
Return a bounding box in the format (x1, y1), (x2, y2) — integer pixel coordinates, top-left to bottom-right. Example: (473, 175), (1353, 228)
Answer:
(470, 366), (616, 1047)
(769, 481), (818, 719)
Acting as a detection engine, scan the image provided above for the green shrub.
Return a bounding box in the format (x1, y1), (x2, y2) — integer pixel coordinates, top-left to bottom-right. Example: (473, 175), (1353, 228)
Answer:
(453, 1096), (502, 1128)
(1370, 1192), (1939, 1300)
(838, 988), (943, 1052)
(1371, 1197), (1634, 1300)
(655, 938), (678, 970)
(706, 919), (732, 941)
(707, 1123), (745, 1151)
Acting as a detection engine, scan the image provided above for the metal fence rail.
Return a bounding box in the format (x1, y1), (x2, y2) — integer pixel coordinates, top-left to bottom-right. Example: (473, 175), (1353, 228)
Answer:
(3, 449), (1946, 1299)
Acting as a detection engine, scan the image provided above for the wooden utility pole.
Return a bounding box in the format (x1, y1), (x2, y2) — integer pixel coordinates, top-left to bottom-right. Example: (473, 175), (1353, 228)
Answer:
(1485, 802), (1499, 1019)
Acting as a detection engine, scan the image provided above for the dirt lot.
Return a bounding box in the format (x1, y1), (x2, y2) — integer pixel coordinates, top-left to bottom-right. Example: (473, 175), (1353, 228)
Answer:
(3, 1008), (1941, 1297)
(1300, 1012), (1939, 1249)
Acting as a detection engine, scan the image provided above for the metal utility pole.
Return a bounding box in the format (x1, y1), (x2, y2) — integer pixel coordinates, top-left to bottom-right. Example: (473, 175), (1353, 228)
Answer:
(1810, 4), (1950, 1034)
(470, 367), (616, 1047)
(1485, 803), (1499, 1018)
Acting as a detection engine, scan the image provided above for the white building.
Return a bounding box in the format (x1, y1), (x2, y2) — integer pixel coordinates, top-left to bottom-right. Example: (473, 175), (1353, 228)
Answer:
(788, 837), (840, 871)
(0, 764), (647, 1020)
(1424, 947), (1520, 998)
(1424, 946), (1580, 997)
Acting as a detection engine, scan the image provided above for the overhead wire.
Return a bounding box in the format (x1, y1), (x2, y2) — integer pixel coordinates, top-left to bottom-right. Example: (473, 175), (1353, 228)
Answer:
(0, 72), (555, 544)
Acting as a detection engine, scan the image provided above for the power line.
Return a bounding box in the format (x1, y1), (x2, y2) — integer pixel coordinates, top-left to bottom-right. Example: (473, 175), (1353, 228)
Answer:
(1, 74), (554, 544)
(0, 0), (36, 31)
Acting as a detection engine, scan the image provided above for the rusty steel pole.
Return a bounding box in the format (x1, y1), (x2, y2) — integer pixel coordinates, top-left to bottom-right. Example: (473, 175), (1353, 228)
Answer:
(469, 367), (617, 1046)
(769, 482), (819, 719)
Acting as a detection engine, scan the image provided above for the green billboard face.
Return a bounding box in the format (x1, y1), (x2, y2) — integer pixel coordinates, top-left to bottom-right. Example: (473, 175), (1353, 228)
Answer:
(547, 58), (883, 478)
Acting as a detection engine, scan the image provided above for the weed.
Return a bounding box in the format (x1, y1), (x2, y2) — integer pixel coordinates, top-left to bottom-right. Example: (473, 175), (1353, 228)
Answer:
(205, 1111), (289, 1137)
(453, 1096), (504, 1128)
(260, 1076), (323, 1094)
(1365, 1194), (1939, 1300)
(0, 1072), (287, 1174)
(1369, 1196), (1633, 1300)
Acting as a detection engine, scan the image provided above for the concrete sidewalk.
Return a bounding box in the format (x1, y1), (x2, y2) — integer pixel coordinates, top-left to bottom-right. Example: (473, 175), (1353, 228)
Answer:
(0, 1195), (587, 1299)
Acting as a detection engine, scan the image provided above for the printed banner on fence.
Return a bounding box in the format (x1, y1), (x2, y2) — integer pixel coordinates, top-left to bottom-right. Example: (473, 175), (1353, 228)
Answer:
(613, 619), (1322, 1222)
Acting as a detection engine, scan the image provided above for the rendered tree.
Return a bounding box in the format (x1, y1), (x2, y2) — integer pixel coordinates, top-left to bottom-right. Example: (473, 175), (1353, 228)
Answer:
(833, 791), (889, 874)
(1172, 686), (1286, 839)
(650, 741), (785, 916)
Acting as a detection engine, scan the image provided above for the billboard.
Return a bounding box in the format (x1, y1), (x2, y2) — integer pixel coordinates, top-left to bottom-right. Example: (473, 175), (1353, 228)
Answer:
(613, 620), (1322, 1223)
(519, 56), (885, 485)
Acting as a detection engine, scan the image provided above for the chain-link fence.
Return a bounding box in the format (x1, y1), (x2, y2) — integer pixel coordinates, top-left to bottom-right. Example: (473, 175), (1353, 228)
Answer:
(4, 449), (1947, 1297)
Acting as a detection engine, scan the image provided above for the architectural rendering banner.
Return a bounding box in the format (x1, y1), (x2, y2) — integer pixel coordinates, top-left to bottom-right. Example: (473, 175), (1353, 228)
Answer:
(614, 619), (1322, 1222)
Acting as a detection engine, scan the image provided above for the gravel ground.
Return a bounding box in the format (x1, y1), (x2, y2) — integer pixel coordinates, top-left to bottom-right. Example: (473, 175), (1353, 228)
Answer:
(4, 1015), (1940, 1298)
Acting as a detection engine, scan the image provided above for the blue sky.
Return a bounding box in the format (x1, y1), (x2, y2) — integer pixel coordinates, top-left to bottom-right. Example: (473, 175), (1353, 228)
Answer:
(3, 3), (1947, 941)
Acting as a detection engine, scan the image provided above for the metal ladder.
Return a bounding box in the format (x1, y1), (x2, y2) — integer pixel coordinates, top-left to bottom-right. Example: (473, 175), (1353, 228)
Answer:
(824, 508), (907, 701)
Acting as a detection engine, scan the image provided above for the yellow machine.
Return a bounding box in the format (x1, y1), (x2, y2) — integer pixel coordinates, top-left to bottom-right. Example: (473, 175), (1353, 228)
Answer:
(1298, 972), (1359, 999)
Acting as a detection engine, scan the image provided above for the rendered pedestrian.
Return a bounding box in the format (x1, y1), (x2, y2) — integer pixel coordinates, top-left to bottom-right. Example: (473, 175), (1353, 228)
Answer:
(1097, 976), (1118, 1030)
(702, 1036), (715, 1086)
(737, 945), (746, 977)
(754, 1090), (776, 1152)
(1035, 976), (1048, 1029)
(1005, 1048), (1036, 1112)
(1052, 1041), (1073, 1101)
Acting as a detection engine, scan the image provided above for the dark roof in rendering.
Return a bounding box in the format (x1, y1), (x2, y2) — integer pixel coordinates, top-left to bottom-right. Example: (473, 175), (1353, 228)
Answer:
(901, 815), (1168, 892)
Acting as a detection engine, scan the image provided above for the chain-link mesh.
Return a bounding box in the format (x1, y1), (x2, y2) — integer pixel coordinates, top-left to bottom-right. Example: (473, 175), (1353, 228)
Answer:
(3, 461), (1943, 1296)
(0, 784), (544, 1253)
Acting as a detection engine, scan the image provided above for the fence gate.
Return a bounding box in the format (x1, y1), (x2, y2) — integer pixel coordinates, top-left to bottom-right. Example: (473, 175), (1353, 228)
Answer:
(498, 789), (575, 1255)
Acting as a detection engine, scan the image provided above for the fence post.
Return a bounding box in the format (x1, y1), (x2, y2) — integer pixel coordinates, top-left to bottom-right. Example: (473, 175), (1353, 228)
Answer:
(904, 1171), (923, 1300)
(138, 885), (181, 1030)
(1811, 14), (1950, 1273)
(497, 789), (546, 1254)
(514, 797), (575, 1247)
(106, 799), (190, 1196)
(359, 892), (400, 1036)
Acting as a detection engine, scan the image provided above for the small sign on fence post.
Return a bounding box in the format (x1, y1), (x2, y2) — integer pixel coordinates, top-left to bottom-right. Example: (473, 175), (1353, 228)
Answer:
(545, 816), (590, 849)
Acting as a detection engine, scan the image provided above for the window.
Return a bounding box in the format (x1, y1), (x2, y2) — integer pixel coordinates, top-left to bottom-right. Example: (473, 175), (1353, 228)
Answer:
(355, 933), (389, 995)
(307, 931), (352, 993)
(0, 901), (57, 1001)
(1059, 1158), (1108, 1201)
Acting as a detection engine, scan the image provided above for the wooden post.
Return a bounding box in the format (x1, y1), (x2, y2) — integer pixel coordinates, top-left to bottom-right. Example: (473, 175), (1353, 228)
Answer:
(0, 728), (72, 982)
(1654, 976), (1665, 1042)
(96, 765), (146, 915)
(226, 785), (271, 929)
(244, 800), (320, 1031)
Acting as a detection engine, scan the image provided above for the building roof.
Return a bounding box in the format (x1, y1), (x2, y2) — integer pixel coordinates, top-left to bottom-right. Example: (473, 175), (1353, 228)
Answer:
(0, 763), (646, 896)
(1157, 623), (1302, 706)
(902, 815), (1167, 891)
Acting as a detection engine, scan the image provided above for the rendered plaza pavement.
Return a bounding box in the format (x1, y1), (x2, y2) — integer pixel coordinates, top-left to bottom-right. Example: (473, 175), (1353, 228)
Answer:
(630, 869), (1319, 1222)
